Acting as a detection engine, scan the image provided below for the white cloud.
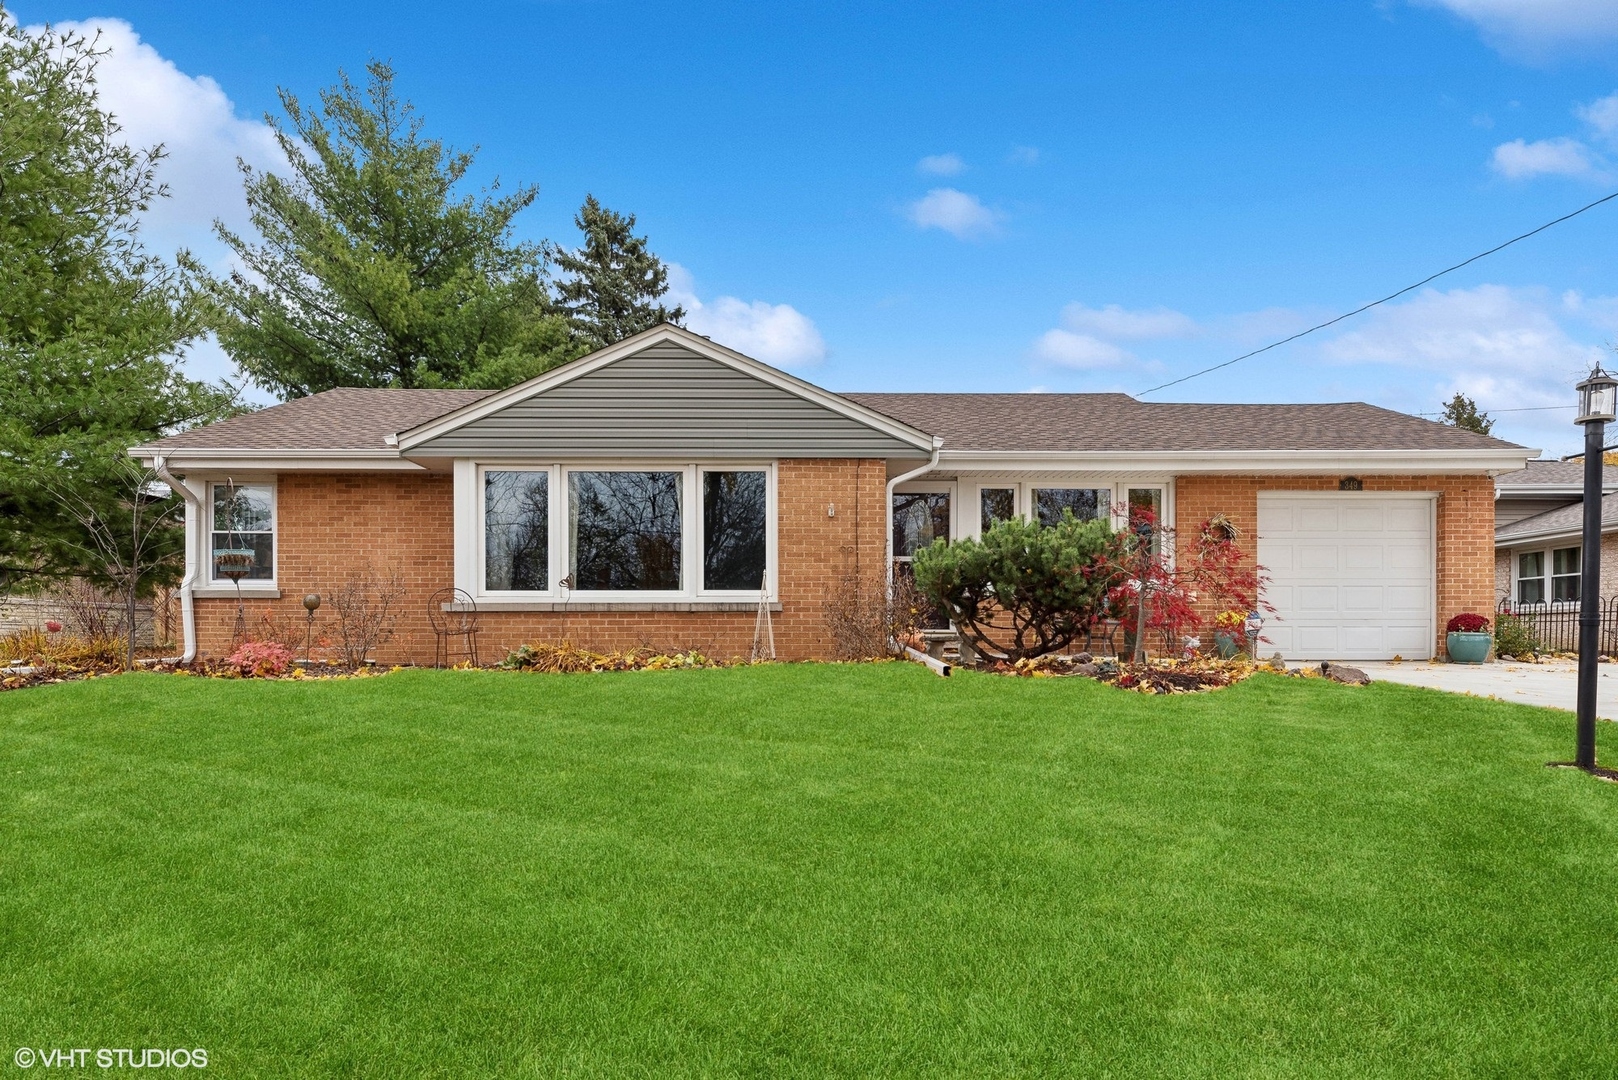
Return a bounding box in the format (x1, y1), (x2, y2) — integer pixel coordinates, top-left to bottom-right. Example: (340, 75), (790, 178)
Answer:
(1577, 92), (1618, 143)
(664, 265), (827, 368)
(1058, 302), (1198, 341)
(32, 18), (283, 261)
(1032, 330), (1134, 370)
(906, 188), (1002, 239)
(1319, 284), (1601, 421)
(1490, 136), (1604, 179)
(917, 153), (965, 176)
(1007, 145), (1041, 166)
(22, 17), (282, 402)
(1417, 0), (1618, 55)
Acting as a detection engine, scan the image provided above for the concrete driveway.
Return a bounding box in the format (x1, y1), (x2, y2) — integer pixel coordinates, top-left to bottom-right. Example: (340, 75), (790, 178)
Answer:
(1355, 658), (1618, 719)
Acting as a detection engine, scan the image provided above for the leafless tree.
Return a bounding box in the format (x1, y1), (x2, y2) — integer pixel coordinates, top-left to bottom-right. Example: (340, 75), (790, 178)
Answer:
(48, 460), (183, 670)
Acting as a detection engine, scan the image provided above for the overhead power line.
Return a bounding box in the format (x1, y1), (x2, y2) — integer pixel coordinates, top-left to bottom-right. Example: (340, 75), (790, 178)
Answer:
(1136, 188), (1618, 397)
(1414, 404), (1576, 416)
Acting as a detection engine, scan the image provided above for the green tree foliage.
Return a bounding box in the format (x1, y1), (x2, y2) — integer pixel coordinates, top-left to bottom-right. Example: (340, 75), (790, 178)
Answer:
(0, 14), (231, 590)
(911, 513), (1114, 662)
(1440, 392), (1494, 436)
(551, 195), (685, 350)
(195, 61), (577, 397)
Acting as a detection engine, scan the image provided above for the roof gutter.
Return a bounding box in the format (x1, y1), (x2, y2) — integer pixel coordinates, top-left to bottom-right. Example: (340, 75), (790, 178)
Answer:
(151, 454), (200, 665)
(886, 438), (944, 602)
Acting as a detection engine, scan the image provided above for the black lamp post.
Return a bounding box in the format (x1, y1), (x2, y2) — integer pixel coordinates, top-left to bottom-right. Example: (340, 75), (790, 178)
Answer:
(1573, 365), (1617, 771)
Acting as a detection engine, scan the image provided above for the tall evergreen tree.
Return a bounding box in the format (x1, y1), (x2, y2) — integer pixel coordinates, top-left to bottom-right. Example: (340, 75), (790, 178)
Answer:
(0, 12), (231, 589)
(1439, 392), (1495, 436)
(551, 196), (684, 350)
(194, 61), (577, 397)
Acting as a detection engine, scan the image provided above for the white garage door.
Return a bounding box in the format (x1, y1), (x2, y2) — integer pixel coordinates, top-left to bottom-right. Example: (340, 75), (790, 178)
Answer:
(1257, 494), (1435, 661)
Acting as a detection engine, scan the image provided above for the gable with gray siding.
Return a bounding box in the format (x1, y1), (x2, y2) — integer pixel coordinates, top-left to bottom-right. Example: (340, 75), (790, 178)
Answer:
(406, 342), (928, 458)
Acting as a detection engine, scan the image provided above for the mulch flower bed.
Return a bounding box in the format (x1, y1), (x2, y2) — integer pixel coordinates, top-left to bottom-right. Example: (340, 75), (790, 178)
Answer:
(988, 652), (1289, 694)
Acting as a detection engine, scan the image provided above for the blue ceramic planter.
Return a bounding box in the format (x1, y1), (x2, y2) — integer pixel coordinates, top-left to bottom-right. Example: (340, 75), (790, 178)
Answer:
(1447, 631), (1491, 664)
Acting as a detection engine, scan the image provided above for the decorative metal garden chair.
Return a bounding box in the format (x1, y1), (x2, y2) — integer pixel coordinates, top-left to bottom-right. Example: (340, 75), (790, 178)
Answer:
(428, 587), (479, 668)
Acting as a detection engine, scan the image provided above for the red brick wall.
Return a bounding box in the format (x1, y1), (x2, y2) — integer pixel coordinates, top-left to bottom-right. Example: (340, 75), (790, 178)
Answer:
(192, 460), (888, 664)
(1172, 474), (1496, 658)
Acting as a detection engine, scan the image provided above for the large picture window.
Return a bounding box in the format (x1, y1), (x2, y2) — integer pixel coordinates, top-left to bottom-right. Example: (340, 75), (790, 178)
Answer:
(485, 471), (549, 591)
(210, 483), (274, 582)
(703, 470), (767, 591)
(569, 471), (683, 591)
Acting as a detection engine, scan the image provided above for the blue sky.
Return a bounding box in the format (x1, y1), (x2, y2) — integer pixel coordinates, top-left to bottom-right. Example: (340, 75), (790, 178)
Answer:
(15, 0), (1618, 455)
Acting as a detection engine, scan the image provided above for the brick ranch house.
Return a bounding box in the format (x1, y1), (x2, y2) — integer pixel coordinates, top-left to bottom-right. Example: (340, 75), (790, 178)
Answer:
(131, 324), (1531, 665)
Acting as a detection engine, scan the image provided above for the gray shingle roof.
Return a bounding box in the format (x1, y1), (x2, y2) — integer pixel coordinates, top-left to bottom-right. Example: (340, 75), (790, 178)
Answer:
(138, 386), (1528, 456)
(142, 387), (493, 451)
(1494, 459), (1618, 489)
(842, 393), (1524, 453)
(1496, 495), (1618, 543)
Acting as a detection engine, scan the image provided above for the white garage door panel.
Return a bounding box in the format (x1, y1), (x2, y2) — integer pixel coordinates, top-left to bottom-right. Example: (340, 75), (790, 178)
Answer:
(1257, 494), (1435, 661)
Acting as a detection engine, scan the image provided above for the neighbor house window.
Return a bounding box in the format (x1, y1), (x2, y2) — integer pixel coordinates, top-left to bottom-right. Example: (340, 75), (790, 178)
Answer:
(894, 491), (950, 557)
(1517, 547), (1581, 604)
(1033, 487), (1110, 527)
(1552, 547), (1581, 602)
(485, 470), (549, 591)
(210, 483), (274, 582)
(980, 488), (1016, 533)
(703, 470), (768, 591)
(569, 471), (683, 591)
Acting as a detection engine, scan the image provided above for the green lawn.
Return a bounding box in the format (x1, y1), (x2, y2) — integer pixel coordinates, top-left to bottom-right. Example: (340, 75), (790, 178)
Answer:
(1, 665), (1615, 1077)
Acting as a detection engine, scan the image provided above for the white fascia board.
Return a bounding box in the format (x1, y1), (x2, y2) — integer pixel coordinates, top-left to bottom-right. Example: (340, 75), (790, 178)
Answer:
(1495, 524), (1612, 547)
(393, 324), (936, 453)
(127, 447), (423, 472)
(1494, 485), (1618, 497)
(937, 448), (1535, 475)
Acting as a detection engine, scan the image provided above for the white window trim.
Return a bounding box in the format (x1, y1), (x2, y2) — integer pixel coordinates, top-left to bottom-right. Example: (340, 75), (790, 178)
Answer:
(477, 464), (560, 600)
(466, 461), (777, 605)
(197, 478), (278, 595)
(1512, 543), (1582, 607)
(958, 479), (1175, 543)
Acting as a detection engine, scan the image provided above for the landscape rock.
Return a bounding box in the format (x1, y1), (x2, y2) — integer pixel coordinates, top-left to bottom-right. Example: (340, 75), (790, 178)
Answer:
(1320, 661), (1370, 686)
(1069, 662), (1101, 678)
(1072, 652), (1093, 664)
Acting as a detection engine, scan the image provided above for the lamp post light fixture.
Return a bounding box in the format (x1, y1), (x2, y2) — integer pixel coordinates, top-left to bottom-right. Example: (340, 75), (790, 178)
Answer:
(302, 593), (321, 665)
(1571, 365), (1617, 773)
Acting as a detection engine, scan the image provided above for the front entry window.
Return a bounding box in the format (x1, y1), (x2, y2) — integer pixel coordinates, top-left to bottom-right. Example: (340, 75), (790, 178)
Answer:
(980, 488), (1016, 533)
(894, 492), (950, 556)
(1033, 487), (1110, 527)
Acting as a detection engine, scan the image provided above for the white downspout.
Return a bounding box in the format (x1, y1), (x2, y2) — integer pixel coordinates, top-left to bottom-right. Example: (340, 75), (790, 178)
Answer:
(885, 436), (945, 600)
(152, 454), (200, 664)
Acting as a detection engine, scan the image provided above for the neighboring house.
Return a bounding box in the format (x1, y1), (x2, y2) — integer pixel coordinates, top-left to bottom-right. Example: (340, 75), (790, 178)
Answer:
(1495, 459), (1618, 606)
(130, 324), (1530, 665)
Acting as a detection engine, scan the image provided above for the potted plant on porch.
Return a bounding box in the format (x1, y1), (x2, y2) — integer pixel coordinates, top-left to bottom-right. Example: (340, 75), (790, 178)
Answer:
(1445, 613), (1492, 664)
